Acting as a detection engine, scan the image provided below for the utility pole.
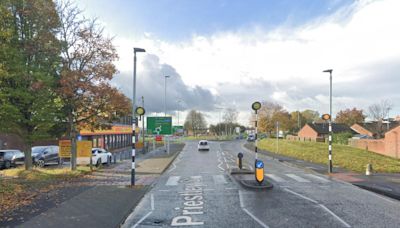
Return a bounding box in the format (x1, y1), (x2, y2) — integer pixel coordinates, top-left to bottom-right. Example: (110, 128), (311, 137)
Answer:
(142, 96), (145, 153)
(276, 121), (279, 153)
(323, 69), (333, 173)
(164, 75), (170, 117)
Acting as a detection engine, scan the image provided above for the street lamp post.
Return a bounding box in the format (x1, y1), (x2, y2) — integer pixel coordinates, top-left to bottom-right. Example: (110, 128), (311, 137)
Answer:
(132, 47), (145, 186)
(323, 69), (333, 173)
(164, 75), (170, 116)
(141, 96), (145, 153)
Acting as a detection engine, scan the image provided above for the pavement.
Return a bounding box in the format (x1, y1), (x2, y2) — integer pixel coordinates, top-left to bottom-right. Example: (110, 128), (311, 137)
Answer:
(2, 143), (184, 228)
(121, 140), (400, 227)
(244, 142), (400, 201)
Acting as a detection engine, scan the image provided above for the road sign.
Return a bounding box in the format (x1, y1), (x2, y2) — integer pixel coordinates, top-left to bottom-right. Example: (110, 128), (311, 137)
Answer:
(172, 125), (184, 134)
(147, 117), (172, 135)
(77, 141), (92, 157)
(322, 113), (331, 120)
(59, 140), (71, 158)
(255, 160), (264, 184)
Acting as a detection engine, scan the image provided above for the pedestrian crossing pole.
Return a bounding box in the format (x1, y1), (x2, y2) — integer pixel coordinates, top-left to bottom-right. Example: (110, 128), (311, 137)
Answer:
(323, 69), (333, 174)
(322, 113), (332, 173)
(252, 102), (262, 162)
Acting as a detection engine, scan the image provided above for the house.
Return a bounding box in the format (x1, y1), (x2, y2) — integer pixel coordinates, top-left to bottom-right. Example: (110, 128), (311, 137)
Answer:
(298, 123), (353, 141)
(351, 121), (400, 139)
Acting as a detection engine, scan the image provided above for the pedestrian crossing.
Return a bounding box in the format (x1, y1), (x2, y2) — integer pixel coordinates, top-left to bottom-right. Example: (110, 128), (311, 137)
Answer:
(164, 173), (330, 186)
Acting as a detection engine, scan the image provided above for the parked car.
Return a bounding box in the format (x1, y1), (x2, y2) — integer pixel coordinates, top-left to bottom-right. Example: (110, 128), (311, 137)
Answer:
(0, 150), (25, 169)
(198, 140), (210, 151)
(91, 148), (112, 166)
(247, 134), (255, 142)
(32, 146), (60, 168)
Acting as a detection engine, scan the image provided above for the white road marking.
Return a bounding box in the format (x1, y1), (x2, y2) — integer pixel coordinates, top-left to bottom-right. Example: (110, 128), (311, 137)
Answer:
(305, 174), (330, 183)
(203, 188), (215, 191)
(284, 188), (351, 227)
(167, 161), (177, 173)
(225, 187), (237, 190)
(285, 174), (310, 183)
(166, 176), (181, 186)
(159, 189), (170, 192)
(150, 194), (155, 210)
(265, 174), (286, 182)
(283, 188), (318, 204)
(132, 211), (152, 228)
(238, 190), (269, 228)
(318, 204), (351, 228)
(213, 175), (227, 184)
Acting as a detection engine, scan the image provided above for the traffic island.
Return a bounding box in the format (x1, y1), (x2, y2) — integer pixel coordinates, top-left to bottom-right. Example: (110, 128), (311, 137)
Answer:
(230, 167), (254, 175)
(230, 171), (274, 190)
(240, 179), (273, 190)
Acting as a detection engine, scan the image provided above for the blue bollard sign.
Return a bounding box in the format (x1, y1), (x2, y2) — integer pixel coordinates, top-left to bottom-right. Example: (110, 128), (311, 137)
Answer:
(255, 159), (264, 184)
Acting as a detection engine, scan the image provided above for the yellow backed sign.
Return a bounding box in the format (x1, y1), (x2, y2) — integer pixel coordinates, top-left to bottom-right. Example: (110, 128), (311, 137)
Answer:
(77, 141), (92, 157)
(255, 160), (264, 183)
(59, 140), (71, 158)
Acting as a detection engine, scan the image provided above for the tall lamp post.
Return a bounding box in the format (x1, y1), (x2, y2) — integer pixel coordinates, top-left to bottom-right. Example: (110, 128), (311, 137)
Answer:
(132, 47), (145, 186)
(323, 69), (333, 173)
(164, 75), (170, 116)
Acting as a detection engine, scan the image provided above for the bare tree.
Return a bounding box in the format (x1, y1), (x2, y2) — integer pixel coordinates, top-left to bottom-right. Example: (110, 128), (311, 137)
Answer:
(368, 100), (393, 121)
(184, 110), (207, 136)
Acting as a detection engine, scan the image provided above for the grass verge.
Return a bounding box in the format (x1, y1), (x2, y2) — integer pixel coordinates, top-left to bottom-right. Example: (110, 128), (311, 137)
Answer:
(258, 138), (400, 173)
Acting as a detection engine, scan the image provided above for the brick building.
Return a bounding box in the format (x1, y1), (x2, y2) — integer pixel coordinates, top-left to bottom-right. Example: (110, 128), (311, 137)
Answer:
(351, 121), (400, 139)
(297, 123), (353, 141)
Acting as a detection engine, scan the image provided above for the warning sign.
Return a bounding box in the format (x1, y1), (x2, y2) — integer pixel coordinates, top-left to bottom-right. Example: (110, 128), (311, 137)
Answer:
(77, 141), (92, 157)
(59, 140), (71, 158)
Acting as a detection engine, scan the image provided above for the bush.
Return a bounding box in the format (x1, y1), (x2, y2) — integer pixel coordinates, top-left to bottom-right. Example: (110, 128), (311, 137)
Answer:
(332, 132), (353, 145)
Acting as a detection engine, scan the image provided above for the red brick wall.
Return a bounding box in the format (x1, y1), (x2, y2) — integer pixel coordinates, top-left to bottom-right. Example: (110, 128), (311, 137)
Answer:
(349, 126), (400, 159)
(351, 124), (374, 137)
(298, 125), (318, 140)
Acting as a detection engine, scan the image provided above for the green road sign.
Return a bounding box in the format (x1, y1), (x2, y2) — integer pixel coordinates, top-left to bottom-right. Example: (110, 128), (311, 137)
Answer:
(147, 117), (172, 135)
(172, 125), (184, 134)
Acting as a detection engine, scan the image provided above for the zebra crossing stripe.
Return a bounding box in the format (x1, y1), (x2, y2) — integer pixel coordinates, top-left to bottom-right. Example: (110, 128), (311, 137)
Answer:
(166, 176), (181, 186)
(305, 174), (330, 183)
(285, 174), (310, 182)
(265, 174), (286, 182)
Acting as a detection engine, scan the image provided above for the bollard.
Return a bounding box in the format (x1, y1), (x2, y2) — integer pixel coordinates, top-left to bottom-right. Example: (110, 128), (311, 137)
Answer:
(113, 153), (116, 164)
(237, 152), (243, 169)
(366, 164), (373, 176)
(255, 159), (264, 184)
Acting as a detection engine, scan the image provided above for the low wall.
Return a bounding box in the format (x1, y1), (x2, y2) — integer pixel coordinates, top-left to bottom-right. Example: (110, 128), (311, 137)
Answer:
(348, 138), (389, 156)
(286, 135), (325, 143)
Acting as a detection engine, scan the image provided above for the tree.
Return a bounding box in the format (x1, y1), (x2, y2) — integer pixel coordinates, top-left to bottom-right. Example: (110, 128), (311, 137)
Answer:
(222, 107), (238, 135)
(57, 1), (130, 170)
(0, 0), (62, 170)
(255, 102), (292, 135)
(301, 109), (320, 123)
(184, 110), (207, 136)
(335, 108), (366, 126)
(368, 100), (393, 121)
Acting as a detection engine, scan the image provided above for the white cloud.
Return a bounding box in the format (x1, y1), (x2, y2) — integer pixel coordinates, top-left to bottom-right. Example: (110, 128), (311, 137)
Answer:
(111, 0), (400, 125)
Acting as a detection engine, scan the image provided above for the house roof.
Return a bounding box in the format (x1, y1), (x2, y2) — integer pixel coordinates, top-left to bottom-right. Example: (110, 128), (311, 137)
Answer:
(353, 121), (400, 135)
(307, 123), (353, 134)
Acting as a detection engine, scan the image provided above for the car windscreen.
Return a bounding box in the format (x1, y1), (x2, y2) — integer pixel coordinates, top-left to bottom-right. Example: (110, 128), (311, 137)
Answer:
(200, 142), (208, 145)
(32, 147), (45, 155)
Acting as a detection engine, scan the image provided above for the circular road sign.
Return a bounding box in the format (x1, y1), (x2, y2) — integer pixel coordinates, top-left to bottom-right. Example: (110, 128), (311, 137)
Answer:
(256, 160), (264, 168)
(321, 113), (330, 120)
(135, 107), (145, 116)
(252, 101), (262, 111)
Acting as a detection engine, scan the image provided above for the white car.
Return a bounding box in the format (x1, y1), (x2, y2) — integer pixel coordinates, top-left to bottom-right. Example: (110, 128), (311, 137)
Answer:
(198, 140), (210, 151)
(91, 148), (112, 166)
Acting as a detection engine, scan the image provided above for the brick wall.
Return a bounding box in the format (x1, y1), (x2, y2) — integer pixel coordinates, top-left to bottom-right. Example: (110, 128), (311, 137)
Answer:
(349, 126), (400, 159)
(298, 124), (318, 140)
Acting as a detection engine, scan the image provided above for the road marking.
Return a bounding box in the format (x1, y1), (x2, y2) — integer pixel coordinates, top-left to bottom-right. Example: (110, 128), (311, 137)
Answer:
(225, 187), (237, 190)
(285, 174), (310, 182)
(166, 176), (181, 186)
(265, 174), (286, 182)
(203, 188), (215, 191)
(238, 190), (269, 228)
(132, 194), (155, 228)
(283, 188), (318, 204)
(159, 189), (170, 192)
(318, 204), (351, 228)
(150, 194), (155, 210)
(305, 174), (330, 183)
(213, 175), (227, 184)
(167, 161), (177, 173)
(217, 161), (225, 171)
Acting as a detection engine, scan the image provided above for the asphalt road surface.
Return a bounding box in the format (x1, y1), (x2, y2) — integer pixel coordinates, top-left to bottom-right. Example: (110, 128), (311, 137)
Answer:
(122, 140), (400, 228)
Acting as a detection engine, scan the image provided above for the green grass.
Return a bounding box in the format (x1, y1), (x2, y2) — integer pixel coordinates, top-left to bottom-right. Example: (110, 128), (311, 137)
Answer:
(258, 139), (400, 173)
(1, 166), (92, 181)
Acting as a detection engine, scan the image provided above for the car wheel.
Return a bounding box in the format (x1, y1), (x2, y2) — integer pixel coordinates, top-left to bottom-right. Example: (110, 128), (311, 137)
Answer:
(5, 161), (11, 169)
(36, 159), (45, 168)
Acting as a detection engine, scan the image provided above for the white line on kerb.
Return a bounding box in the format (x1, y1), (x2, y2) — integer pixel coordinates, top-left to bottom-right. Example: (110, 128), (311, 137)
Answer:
(238, 190), (269, 228)
(131, 194), (155, 228)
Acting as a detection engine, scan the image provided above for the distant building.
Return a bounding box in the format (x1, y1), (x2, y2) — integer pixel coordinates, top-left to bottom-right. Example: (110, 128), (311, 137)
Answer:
(298, 123), (354, 141)
(351, 121), (400, 139)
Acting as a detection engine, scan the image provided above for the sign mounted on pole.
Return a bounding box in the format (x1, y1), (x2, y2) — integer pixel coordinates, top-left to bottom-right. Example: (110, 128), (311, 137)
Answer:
(147, 117), (172, 135)
(59, 140), (71, 158)
(77, 141), (92, 157)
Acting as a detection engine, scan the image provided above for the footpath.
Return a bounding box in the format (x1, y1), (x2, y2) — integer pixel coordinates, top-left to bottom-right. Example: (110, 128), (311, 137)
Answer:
(244, 143), (400, 201)
(1, 143), (184, 228)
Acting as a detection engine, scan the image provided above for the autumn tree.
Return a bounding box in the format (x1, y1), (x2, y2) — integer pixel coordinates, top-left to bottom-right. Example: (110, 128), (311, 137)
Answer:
(256, 102), (292, 135)
(0, 0), (62, 170)
(335, 108), (366, 126)
(184, 110), (207, 136)
(301, 109), (320, 123)
(57, 1), (130, 170)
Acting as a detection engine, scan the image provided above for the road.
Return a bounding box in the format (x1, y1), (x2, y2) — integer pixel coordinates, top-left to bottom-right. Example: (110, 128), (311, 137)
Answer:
(122, 140), (400, 228)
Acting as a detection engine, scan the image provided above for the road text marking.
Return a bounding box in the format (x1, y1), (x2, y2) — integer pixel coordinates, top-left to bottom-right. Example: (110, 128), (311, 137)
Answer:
(166, 176), (181, 186)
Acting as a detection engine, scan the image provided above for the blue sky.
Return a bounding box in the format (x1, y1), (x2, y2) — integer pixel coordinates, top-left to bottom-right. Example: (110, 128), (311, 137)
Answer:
(78, 0), (352, 41)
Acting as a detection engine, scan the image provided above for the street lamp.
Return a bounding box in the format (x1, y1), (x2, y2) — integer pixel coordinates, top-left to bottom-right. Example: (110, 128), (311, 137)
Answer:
(177, 99), (182, 126)
(164, 75), (170, 116)
(323, 69), (333, 173)
(132, 47), (145, 186)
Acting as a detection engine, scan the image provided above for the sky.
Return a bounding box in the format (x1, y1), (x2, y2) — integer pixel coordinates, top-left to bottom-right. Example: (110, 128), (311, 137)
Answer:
(75, 0), (400, 126)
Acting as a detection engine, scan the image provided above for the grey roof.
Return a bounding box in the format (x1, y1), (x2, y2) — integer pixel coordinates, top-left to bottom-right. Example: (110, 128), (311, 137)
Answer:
(308, 123), (353, 134)
(354, 121), (400, 135)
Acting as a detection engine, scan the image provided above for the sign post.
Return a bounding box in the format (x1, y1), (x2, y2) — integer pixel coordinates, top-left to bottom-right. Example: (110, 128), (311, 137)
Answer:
(322, 113), (332, 173)
(147, 117), (172, 135)
(252, 101), (263, 184)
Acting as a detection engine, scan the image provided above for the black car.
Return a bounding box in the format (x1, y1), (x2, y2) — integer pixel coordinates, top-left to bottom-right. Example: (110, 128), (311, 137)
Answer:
(0, 150), (25, 169)
(31, 146), (60, 168)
